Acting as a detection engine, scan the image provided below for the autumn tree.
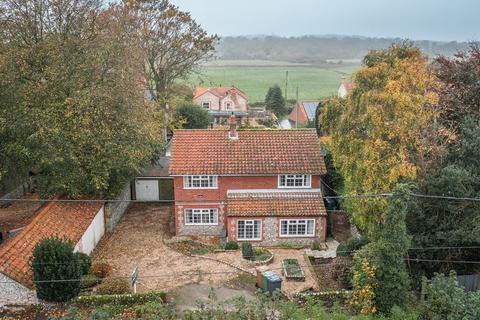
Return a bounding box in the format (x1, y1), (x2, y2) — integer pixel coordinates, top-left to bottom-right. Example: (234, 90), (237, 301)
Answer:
(320, 42), (444, 232)
(0, 0), (163, 197)
(435, 43), (480, 130)
(406, 45), (480, 281)
(120, 0), (218, 102)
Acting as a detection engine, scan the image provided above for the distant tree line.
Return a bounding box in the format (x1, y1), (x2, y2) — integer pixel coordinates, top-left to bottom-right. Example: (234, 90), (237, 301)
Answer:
(216, 35), (470, 63)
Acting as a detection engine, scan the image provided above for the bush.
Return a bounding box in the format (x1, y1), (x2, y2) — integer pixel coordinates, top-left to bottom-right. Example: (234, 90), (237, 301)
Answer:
(91, 263), (113, 278)
(175, 104), (211, 129)
(312, 239), (322, 250)
(74, 291), (166, 307)
(76, 252), (91, 276)
(133, 301), (177, 319)
(96, 277), (132, 295)
(336, 235), (368, 257)
(80, 273), (101, 289)
(332, 256), (354, 288)
(241, 242), (253, 259)
(421, 271), (480, 320)
(31, 237), (81, 302)
(224, 240), (239, 250)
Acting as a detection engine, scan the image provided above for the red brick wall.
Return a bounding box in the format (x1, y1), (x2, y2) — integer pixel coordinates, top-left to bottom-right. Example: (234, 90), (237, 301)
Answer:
(173, 175), (321, 202)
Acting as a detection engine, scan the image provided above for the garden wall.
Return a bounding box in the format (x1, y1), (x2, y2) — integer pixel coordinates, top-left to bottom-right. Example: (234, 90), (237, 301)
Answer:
(104, 182), (131, 232)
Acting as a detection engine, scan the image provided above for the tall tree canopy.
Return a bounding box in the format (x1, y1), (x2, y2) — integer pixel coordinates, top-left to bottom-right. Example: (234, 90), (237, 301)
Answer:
(0, 0), (164, 197)
(119, 0), (218, 102)
(407, 44), (480, 280)
(320, 42), (444, 232)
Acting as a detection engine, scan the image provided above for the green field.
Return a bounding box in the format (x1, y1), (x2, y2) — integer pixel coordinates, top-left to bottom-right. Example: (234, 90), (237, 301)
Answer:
(187, 60), (361, 102)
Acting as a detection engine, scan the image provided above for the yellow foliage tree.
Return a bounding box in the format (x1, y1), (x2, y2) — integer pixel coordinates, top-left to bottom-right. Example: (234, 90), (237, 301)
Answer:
(321, 42), (444, 233)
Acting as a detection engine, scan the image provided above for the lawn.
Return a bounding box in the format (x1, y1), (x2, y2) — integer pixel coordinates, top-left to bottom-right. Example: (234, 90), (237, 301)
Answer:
(186, 60), (361, 102)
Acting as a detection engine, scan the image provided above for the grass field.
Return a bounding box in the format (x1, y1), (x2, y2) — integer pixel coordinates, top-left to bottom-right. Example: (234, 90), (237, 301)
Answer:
(187, 60), (361, 102)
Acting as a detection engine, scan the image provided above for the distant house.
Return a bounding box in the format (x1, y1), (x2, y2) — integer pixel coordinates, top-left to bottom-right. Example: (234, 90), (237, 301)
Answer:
(289, 101), (320, 127)
(169, 115), (328, 246)
(193, 86), (249, 124)
(0, 199), (105, 304)
(338, 82), (353, 98)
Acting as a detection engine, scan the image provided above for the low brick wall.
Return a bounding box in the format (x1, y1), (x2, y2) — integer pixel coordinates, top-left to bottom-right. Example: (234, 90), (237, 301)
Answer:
(104, 182), (131, 232)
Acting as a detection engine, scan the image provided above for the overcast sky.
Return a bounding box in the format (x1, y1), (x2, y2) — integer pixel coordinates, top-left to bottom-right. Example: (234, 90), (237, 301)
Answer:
(170, 0), (479, 42)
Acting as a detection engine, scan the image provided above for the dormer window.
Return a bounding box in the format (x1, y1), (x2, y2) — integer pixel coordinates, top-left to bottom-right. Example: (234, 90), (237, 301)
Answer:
(278, 174), (311, 188)
(202, 102), (210, 109)
(226, 102), (232, 110)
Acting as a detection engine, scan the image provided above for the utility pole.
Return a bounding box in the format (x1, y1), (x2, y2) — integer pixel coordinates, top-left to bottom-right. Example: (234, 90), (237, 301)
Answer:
(285, 71), (289, 102)
(295, 86), (299, 129)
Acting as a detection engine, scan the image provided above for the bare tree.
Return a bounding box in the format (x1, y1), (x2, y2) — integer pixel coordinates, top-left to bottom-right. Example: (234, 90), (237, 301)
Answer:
(121, 0), (218, 101)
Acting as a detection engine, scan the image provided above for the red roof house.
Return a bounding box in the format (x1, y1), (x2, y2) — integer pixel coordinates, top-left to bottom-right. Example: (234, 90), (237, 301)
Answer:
(169, 116), (327, 245)
(289, 101), (320, 126)
(193, 86), (249, 124)
(0, 199), (105, 288)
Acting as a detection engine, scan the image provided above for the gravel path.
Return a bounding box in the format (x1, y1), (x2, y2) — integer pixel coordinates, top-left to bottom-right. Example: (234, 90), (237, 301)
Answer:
(91, 203), (241, 293)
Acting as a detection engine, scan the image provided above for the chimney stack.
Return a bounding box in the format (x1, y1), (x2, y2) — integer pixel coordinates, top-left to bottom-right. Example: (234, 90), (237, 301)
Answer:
(228, 113), (238, 140)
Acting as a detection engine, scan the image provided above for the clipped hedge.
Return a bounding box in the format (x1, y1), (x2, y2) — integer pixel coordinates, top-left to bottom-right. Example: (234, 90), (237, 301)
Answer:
(74, 291), (166, 307)
(224, 240), (239, 250)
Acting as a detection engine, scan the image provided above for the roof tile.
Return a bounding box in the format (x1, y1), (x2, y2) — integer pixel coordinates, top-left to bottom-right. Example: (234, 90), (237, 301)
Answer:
(170, 129), (326, 175)
(0, 200), (103, 287)
(227, 191), (326, 217)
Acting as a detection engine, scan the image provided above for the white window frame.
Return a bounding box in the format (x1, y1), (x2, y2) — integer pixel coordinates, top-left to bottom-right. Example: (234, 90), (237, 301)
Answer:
(185, 208), (218, 225)
(183, 175), (218, 189)
(278, 174), (312, 188)
(280, 219), (315, 237)
(237, 220), (262, 241)
(226, 102), (232, 110)
(202, 102), (210, 109)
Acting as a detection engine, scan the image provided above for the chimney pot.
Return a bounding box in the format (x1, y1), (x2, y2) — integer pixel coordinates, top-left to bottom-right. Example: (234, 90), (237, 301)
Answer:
(229, 113), (238, 140)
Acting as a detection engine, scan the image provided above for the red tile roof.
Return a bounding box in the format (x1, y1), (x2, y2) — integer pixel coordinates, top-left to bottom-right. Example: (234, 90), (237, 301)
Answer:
(193, 86), (248, 100)
(227, 191), (326, 217)
(0, 199), (104, 287)
(343, 82), (354, 91)
(169, 129), (326, 175)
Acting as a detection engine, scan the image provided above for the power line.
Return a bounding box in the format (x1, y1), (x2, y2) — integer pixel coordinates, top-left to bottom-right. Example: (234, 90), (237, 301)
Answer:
(2, 192), (480, 203)
(410, 193), (480, 202)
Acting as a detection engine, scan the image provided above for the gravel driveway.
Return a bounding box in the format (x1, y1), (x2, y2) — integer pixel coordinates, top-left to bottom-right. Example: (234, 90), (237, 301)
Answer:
(91, 203), (241, 293)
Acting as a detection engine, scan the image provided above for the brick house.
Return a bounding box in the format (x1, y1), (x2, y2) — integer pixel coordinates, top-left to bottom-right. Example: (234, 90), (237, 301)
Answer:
(169, 116), (327, 245)
(289, 101), (320, 127)
(193, 86), (249, 124)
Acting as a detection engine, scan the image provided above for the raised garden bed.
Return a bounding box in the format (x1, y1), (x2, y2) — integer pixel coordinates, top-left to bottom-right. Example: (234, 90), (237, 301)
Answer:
(245, 248), (274, 265)
(282, 259), (305, 281)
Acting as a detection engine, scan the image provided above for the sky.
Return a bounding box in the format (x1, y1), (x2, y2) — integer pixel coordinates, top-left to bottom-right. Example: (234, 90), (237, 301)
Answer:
(170, 0), (479, 42)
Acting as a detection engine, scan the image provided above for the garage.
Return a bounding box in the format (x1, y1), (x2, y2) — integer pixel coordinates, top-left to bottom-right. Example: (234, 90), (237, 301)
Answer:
(133, 157), (173, 201)
(135, 179), (159, 201)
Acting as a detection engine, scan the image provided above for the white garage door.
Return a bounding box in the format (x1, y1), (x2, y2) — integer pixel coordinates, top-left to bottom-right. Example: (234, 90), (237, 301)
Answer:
(135, 179), (159, 201)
